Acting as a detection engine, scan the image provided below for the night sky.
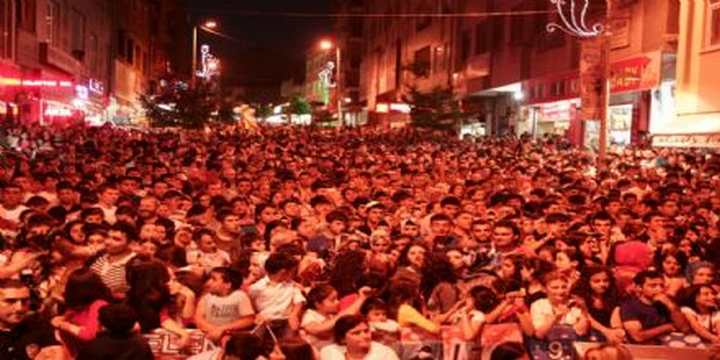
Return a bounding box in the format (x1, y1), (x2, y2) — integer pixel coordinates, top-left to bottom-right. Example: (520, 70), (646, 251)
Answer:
(185, 0), (334, 88)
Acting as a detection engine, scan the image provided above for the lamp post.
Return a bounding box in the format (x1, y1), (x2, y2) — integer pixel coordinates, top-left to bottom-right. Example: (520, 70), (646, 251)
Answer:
(547, 0), (615, 168)
(192, 20), (218, 86)
(319, 40), (343, 127)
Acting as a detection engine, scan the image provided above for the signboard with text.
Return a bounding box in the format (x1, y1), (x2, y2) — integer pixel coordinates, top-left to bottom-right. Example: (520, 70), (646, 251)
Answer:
(652, 133), (720, 147)
(610, 51), (661, 94)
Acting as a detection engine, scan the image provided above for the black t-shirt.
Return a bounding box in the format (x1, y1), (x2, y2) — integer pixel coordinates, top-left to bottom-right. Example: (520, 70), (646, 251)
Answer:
(76, 332), (154, 360)
(620, 297), (671, 344)
(0, 315), (57, 360)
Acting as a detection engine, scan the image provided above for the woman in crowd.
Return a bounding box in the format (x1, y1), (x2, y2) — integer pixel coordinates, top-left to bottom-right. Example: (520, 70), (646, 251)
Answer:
(531, 271), (590, 340)
(126, 260), (192, 347)
(680, 284), (720, 344)
(319, 315), (399, 360)
(51, 268), (112, 355)
(392, 242), (428, 289)
(572, 265), (625, 343)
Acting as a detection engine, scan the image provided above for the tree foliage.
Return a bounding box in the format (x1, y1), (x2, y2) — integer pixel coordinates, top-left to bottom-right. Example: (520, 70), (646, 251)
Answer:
(402, 86), (464, 131)
(140, 80), (218, 129)
(288, 96), (312, 115)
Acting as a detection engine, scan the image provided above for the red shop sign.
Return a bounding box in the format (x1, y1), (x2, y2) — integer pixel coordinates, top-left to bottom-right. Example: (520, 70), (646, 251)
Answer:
(609, 52), (661, 94)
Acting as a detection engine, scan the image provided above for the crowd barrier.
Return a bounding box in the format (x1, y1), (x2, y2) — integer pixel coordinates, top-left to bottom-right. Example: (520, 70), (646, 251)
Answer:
(143, 325), (718, 360)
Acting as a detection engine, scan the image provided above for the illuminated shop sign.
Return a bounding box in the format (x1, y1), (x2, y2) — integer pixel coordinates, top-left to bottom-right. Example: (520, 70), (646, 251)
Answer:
(88, 79), (104, 95)
(0, 77), (73, 87)
(44, 106), (73, 117)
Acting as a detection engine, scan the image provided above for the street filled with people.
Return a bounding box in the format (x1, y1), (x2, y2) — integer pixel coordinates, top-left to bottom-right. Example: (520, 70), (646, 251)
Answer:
(1, 123), (720, 359)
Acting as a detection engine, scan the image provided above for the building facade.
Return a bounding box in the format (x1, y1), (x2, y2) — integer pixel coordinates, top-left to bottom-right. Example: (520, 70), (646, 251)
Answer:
(358, 0), (457, 128)
(354, 0), (683, 144)
(663, 0), (720, 146)
(3, 0), (112, 125)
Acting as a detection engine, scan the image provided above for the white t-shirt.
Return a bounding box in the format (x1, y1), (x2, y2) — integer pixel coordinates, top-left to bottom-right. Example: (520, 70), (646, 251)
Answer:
(249, 276), (306, 321)
(301, 309), (333, 351)
(187, 249), (231, 273)
(530, 298), (584, 330)
(320, 342), (399, 360)
(681, 307), (720, 333)
(0, 204), (28, 238)
(187, 349), (221, 360)
(202, 290), (255, 326)
(99, 205), (117, 224)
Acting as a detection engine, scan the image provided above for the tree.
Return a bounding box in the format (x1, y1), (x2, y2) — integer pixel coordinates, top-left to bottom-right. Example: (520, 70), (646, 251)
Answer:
(402, 86), (464, 131)
(288, 96), (311, 115)
(255, 103), (272, 119)
(140, 80), (217, 129)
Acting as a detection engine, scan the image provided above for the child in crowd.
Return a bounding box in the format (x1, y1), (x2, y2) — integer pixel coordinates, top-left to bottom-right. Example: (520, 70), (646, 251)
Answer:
(194, 267), (255, 342)
(186, 228), (231, 274)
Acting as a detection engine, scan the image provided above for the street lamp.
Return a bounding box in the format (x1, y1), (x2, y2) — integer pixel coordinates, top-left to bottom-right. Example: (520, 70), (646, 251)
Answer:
(318, 39), (343, 127)
(192, 20), (219, 85)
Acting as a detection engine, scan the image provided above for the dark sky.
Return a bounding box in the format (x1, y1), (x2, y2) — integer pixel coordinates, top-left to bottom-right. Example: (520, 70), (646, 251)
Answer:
(185, 0), (334, 88)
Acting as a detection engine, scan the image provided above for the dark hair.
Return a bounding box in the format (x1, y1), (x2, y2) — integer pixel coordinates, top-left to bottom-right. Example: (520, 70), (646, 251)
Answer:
(333, 315), (366, 344)
(494, 220), (521, 237)
(264, 252), (298, 275)
(680, 284), (717, 311)
(98, 303), (137, 335)
(429, 213), (452, 224)
(656, 249), (688, 276)
(306, 284), (337, 310)
(468, 285), (499, 312)
(63, 268), (112, 309)
(209, 267), (242, 290)
(224, 332), (267, 360)
(421, 254), (458, 299)
(633, 270), (663, 286)
(397, 242), (429, 268)
(360, 297), (388, 316)
(279, 337), (315, 360)
(490, 342), (526, 360)
(572, 265), (619, 311)
(126, 261), (171, 332)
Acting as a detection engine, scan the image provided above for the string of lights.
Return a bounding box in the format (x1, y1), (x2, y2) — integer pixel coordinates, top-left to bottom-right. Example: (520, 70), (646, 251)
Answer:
(187, 9), (554, 18)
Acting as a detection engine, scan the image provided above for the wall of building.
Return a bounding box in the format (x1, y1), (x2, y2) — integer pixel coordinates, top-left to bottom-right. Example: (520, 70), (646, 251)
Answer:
(671, 0), (720, 137)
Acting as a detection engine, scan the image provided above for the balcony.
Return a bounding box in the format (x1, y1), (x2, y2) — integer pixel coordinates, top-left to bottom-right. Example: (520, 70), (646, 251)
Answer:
(39, 43), (84, 76)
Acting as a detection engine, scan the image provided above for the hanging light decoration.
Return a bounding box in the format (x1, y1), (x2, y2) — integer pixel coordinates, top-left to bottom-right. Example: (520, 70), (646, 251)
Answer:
(546, 0), (604, 37)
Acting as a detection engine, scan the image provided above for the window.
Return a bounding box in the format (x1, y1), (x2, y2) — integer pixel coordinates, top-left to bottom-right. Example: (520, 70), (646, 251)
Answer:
(413, 46), (431, 77)
(475, 22), (489, 54)
(17, 0), (36, 32)
(126, 38), (134, 64)
(0, 0), (12, 58)
(433, 44), (446, 74)
(46, 0), (59, 44)
(709, 0), (720, 47)
(461, 30), (471, 63)
(70, 8), (85, 51)
(89, 33), (98, 73)
(510, 8), (524, 45)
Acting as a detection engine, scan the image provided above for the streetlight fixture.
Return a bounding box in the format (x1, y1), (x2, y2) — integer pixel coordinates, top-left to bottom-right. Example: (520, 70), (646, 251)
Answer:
(318, 39), (343, 127)
(192, 20), (219, 85)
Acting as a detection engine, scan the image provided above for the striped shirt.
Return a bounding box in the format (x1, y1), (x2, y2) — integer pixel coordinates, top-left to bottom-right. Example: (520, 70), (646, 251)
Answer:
(89, 252), (136, 296)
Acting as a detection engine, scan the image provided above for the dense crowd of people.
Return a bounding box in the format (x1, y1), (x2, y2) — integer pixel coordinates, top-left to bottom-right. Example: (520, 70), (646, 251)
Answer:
(1, 122), (720, 359)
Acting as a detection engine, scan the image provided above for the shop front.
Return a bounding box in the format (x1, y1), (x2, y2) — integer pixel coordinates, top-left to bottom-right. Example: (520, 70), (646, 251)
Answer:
(519, 51), (665, 147)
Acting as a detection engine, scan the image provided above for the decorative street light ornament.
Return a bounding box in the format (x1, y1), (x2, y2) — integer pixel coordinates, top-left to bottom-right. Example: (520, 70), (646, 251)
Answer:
(318, 61), (336, 88)
(196, 44), (220, 79)
(546, 0), (604, 38)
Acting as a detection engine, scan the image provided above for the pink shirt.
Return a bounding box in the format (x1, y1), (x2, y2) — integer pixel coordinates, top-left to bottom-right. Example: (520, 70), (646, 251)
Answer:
(66, 299), (109, 341)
